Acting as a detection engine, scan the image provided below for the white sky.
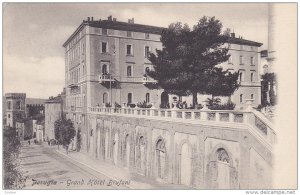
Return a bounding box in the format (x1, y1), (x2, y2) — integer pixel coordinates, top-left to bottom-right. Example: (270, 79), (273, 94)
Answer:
(3, 3), (269, 99)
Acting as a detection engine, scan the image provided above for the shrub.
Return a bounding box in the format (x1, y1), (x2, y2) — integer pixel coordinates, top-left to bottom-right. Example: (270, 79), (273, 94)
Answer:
(209, 102), (236, 110)
(127, 103), (136, 108)
(105, 103), (112, 107)
(160, 103), (170, 109)
(114, 102), (121, 108)
(137, 101), (152, 108)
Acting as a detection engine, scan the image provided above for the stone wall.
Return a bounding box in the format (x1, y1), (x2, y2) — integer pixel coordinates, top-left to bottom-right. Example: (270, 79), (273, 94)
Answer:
(83, 112), (273, 189)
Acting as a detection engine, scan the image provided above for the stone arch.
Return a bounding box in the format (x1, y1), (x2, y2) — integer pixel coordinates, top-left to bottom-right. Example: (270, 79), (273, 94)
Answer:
(113, 132), (119, 165)
(136, 135), (147, 175)
(155, 136), (167, 180)
(177, 140), (193, 186)
(124, 133), (131, 167)
(206, 144), (237, 189)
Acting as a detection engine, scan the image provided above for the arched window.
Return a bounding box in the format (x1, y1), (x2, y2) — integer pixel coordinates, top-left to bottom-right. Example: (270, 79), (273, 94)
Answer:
(215, 148), (231, 189)
(146, 93), (150, 103)
(128, 93), (132, 104)
(251, 72), (254, 82)
(251, 94), (254, 99)
(239, 55), (243, 64)
(103, 93), (108, 104)
(102, 64), (108, 75)
(216, 148), (230, 163)
(240, 94), (243, 103)
(156, 139), (166, 179)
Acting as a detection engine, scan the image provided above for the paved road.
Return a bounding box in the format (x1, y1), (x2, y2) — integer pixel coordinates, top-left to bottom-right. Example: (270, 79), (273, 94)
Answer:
(19, 142), (129, 189)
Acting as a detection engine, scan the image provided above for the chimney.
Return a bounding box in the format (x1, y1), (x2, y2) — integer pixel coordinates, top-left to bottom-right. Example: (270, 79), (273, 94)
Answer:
(131, 18), (134, 24)
(91, 17), (94, 21)
(87, 17), (90, 21)
(128, 18), (134, 24)
(113, 18), (117, 22)
(230, 33), (235, 38)
(108, 15), (112, 21)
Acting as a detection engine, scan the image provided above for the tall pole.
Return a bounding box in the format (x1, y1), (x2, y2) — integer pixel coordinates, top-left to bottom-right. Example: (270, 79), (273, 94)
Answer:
(110, 73), (112, 108)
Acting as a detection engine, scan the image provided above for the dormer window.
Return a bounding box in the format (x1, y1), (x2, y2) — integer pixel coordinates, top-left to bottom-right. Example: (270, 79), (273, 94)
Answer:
(145, 33), (150, 39)
(127, 31), (132, 37)
(102, 28), (108, 35)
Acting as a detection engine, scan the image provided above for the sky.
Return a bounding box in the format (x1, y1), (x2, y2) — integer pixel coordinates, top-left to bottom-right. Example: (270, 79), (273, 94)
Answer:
(3, 3), (269, 99)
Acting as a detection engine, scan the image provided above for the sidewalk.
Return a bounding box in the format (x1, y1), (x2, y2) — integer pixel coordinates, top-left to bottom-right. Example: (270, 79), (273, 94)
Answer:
(52, 145), (190, 190)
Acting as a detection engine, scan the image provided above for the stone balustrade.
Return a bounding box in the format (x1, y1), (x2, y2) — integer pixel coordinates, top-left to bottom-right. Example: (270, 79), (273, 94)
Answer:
(88, 106), (276, 145)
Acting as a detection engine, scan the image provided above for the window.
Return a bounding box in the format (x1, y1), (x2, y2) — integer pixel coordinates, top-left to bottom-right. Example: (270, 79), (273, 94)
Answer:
(7, 101), (11, 110)
(239, 72), (243, 82)
(251, 46), (254, 51)
(126, 45), (133, 55)
(228, 56), (232, 64)
(82, 43), (85, 54)
(240, 45), (244, 50)
(146, 93), (150, 103)
(239, 55), (243, 64)
(102, 64), (108, 75)
(251, 72), (254, 82)
(16, 101), (21, 110)
(251, 94), (254, 99)
(102, 28), (108, 35)
(101, 42), (107, 53)
(103, 93), (108, 104)
(127, 66), (132, 77)
(145, 33), (150, 39)
(128, 93), (132, 104)
(127, 31), (132, 37)
(8, 114), (10, 118)
(145, 67), (150, 74)
(144, 46), (150, 58)
(250, 56), (254, 65)
(240, 94), (243, 103)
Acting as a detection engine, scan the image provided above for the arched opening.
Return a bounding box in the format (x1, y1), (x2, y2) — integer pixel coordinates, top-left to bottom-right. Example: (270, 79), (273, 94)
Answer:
(160, 92), (169, 106)
(124, 134), (131, 167)
(113, 133), (119, 165)
(156, 139), (166, 179)
(180, 143), (192, 186)
(216, 148), (231, 189)
(103, 93), (108, 104)
(136, 136), (146, 174)
(128, 93), (132, 104)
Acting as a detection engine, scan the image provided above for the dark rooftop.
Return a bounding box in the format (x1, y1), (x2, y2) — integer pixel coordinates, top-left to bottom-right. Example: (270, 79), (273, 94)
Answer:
(63, 16), (262, 48)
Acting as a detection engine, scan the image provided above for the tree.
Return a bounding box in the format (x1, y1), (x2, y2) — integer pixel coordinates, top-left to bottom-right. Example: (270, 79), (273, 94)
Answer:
(54, 117), (76, 154)
(3, 126), (27, 189)
(148, 16), (239, 106)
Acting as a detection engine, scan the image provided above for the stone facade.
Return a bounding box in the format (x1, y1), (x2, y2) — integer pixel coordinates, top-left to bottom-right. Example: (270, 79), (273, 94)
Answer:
(5, 93), (26, 128)
(44, 97), (63, 141)
(83, 112), (273, 189)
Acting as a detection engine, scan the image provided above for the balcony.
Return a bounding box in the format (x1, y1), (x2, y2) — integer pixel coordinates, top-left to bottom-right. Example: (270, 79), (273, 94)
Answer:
(99, 74), (116, 83)
(142, 76), (158, 88)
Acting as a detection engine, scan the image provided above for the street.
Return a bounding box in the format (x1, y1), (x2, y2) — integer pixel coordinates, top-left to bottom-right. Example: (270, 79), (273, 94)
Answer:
(19, 142), (129, 189)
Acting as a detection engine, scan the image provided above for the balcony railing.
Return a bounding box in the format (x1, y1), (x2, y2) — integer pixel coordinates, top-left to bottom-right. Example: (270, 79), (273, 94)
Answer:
(99, 74), (115, 83)
(88, 106), (276, 147)
(142, 76), (157, 85)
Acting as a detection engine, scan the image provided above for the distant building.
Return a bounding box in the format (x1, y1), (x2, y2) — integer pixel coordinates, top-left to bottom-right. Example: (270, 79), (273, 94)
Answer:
(44, 91), (65, 141)
(5, 93), (26, 128)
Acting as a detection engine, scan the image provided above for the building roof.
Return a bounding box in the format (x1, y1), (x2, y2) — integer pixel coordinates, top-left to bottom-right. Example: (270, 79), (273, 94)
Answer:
(63, 17), (262, 48)
(227, 37), (263, 47)
(63, 18), (165, 47)
(25, 98), (46, 105)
